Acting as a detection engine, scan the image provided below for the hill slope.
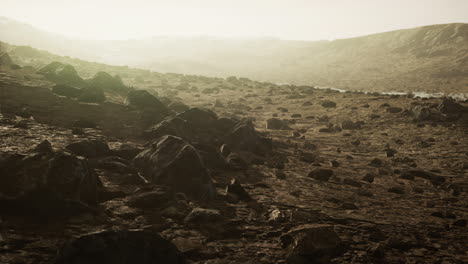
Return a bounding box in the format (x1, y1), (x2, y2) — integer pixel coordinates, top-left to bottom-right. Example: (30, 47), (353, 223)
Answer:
(1, 17), (467, 93)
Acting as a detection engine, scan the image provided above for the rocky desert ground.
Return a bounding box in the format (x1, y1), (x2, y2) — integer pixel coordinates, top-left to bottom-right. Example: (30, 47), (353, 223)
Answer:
(0, 49), (467, 264)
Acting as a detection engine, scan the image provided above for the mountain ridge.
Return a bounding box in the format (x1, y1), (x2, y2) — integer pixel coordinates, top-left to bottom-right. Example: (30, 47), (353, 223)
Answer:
(1, 16), (467, 93)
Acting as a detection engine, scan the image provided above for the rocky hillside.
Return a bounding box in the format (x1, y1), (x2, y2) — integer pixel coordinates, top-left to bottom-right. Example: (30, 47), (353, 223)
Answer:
(1, 16), (467, 93)
(0, 43), (467, 263)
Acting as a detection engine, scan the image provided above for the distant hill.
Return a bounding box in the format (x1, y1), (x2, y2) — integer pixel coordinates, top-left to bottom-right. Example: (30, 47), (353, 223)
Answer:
(1, 16), (467, 93)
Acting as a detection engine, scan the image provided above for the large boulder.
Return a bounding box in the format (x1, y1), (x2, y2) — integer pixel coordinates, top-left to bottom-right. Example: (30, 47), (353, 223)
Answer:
(192, 143), (228, 169)
(37, 62), (86, 87)
(438, 98), (465, 115)
(65, 139), (110, 158)
(281, 224), (344, 264)
(0, 148), (101, 215)
(143, 117), (194, 141)
(126, 90), (171, 114)
(133, 135), (215, 199)
(225, 119), (272, 155)
(87, 71), (128, 93)
(54, 230), (186, 264)
(176, 108), (218, 129)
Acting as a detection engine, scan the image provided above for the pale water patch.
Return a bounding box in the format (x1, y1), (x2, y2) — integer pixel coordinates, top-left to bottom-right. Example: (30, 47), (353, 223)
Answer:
(314, 86), (468, 101)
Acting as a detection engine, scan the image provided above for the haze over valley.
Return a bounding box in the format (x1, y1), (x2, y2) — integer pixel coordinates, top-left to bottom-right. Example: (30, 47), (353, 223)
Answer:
(1, 15), (467, 94)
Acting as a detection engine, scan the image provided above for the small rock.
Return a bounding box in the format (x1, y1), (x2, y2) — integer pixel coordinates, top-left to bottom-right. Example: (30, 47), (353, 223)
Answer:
(362, 174), (374, 183)
(387, 107), (402, 113)
(388, 186), (405, 194)
(226, 178), (251, 202)
(342, 178), (362, 187)
(184, 208), (223, 224)
(369, 158), (383, 167)
(308, 169), (333, 181)
(321, 100), (337, 108)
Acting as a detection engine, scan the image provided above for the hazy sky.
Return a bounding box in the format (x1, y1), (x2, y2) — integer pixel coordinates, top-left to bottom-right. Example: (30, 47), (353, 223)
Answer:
(1, 0), (468, 41)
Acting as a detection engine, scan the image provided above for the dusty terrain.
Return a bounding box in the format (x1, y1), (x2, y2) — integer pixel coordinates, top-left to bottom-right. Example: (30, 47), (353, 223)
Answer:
(1, 18), (468, 94)
(0, 53), (467, 264)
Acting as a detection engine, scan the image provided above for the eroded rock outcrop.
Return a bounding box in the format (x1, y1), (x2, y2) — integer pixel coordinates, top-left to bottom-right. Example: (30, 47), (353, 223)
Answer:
(133, 135), (215, 199)
(0, 144), (101, 216)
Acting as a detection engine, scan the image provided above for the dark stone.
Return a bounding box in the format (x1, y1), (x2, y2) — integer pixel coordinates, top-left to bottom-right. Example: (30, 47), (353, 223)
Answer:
(54, 230), (185, 264)
(0, 152), (100, 216)
(193, 143), (228, 169)
(71, 127), (85, 135)
(52, 84), (83, 98)
(399, 172), (415, 180)
(133, 135), (215, 200)
(388, 186), (405, 194)
(342, 178), (362, 187)
(341, 202), (358, 210)
(66, 139), (110, 158)
(184, 208), (223, 224)
(438, 98), (465, 115)
(143, 117), (194, 141)
(308, 169), (333, 181)
(226, 152), (248, 170)
(387, 107), (403, 113)
(177, 108), (218, 128)
(13, 120), (28, 129)
(224, 119), (272, 155)
(114, 143), (144, 160)
(78, 86), (106, 103)
(321, 100), (337, 108)
(300, 152), (317, 163)
(266, 118), (292, 130)
(452, 219), (467, 227)
(30, 140), (54, 153)
(369, 158), (383, 167)
(37, 62), (86, 87)
(97, 156), (137, 174)
(385, 148), (397, 157)
(362, 174), (374, 183)
(126, 187), (173, 209)
(88, 71), (128, 93)
(281, 224), (344, 264)
(341, 120), (361, 130)
(126, 90), (171, 115)
(226, 178), (251, 202)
